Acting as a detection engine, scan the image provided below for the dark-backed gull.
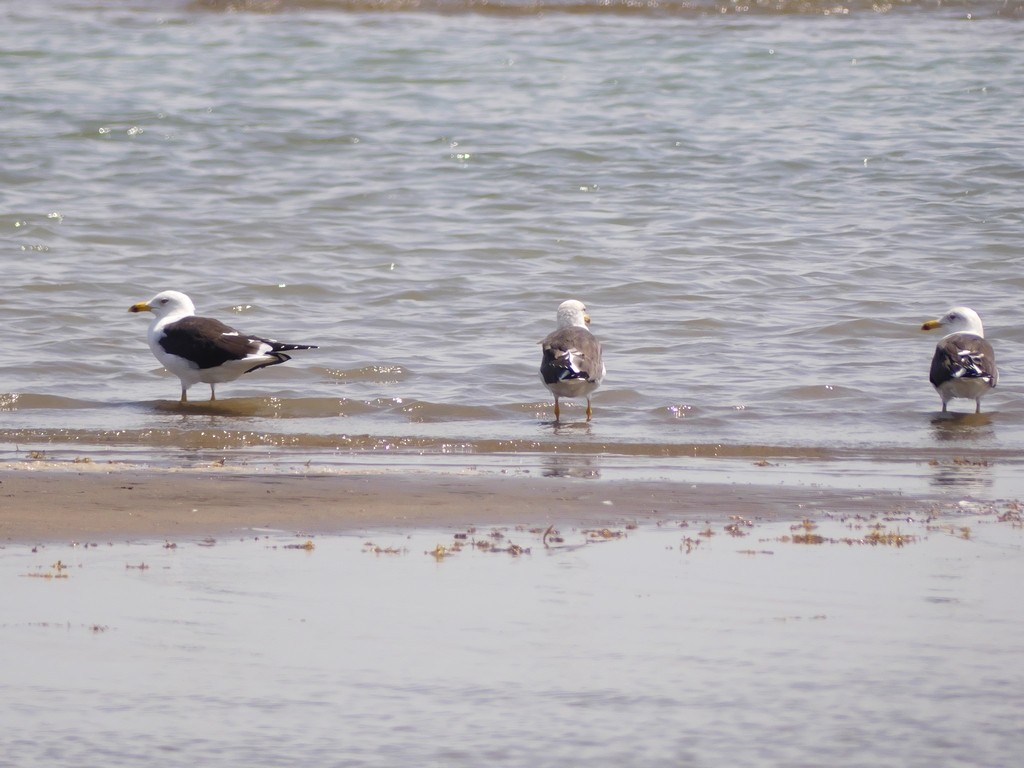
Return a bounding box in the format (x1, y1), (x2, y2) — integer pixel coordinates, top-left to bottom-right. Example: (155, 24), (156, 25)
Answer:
(921, 306), (997, 413)
(129, 290), (317, 402)
(539, 299), (605, 422)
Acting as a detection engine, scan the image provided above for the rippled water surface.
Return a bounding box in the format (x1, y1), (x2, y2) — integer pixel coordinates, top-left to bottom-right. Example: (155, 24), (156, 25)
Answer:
(2, 511), (1023, 767)
(2, 1), (1023, 488)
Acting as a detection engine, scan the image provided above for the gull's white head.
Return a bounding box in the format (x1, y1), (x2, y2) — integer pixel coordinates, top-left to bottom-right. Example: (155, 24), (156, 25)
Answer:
(555, 299), (591, 330)
(922, 306), (985, 338)
(129, 290), (197, 321)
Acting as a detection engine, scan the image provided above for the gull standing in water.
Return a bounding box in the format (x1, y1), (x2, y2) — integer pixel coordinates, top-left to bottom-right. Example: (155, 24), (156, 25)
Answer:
(130, 290), (317, 403)
(539, 299), (605, 422)
(921, 306), (997, 413)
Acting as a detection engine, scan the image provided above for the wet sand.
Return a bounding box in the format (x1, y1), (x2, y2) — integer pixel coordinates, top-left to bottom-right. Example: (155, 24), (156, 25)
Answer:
(4, 465), (1022, 768)
(4, 498), (1022, 768)
(0, 464), (937, 544)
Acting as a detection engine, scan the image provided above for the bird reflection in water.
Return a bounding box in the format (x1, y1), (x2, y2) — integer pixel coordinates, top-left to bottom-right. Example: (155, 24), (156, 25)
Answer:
(928, 412), (996, 489)
(541, 453), (602, 479)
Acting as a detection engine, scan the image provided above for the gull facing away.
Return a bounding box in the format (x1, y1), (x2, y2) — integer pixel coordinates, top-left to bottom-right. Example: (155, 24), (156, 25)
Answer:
(539, 299), (606, 422)
(921, 306), (997, 414)
(129, 290), (317, 403)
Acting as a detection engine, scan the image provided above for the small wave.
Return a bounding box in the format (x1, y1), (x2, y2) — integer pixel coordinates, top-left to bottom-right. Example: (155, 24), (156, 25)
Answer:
(0, 393), (99, 411)
(190, 0), (1023, 19)
(4, 426), (1022, 465)
(318, 364), (411, 383)
(149, 396), (379, 418)
(772, 384), (858, 401)
(385, 399), (508, 422)
(143, 396), (509, 420)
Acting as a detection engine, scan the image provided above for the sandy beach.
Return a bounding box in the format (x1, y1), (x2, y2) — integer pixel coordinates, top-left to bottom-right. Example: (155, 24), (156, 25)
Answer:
(1, 463), (942, 544)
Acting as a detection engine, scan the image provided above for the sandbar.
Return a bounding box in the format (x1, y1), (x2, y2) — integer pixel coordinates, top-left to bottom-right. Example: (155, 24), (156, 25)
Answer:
(0, 465), (937, 544)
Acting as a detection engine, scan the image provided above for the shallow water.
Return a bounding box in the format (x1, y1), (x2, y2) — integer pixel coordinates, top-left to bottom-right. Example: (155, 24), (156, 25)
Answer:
(2, 1), (1023, 488)
(2, 508), (1022, 767)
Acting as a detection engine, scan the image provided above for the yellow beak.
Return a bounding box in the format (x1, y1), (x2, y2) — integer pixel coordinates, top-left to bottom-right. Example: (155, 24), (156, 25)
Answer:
(129, 301), (152, 314)
(921, 319), (941, 331)
(584, 314), (591, 325)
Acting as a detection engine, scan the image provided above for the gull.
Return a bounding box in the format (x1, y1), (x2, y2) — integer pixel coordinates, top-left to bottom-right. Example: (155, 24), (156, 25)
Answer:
(921, 306), (997, 413)
(539, 299), (605, 422)
(129, 290), (317, 402)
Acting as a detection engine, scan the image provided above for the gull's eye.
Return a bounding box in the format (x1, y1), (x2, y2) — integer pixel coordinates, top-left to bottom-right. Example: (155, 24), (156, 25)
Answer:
(160, 298), (169, 305)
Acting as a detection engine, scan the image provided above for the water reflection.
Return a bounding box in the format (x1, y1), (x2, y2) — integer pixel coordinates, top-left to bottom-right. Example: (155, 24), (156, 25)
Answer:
(549, 420), (594, 436)
(929, 411), (996, 442)
(927, 413), (997, 489)
(928, 456), (994, 490)
(541, 453), (602, 479)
